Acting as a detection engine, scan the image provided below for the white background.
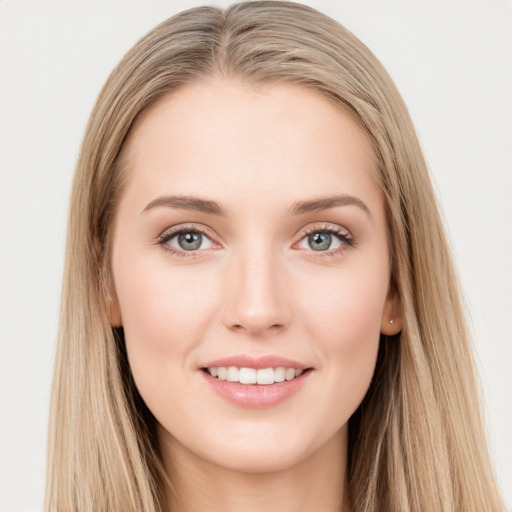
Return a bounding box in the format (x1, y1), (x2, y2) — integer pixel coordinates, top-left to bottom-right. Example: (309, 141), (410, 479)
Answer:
(0, 1), (510, 511)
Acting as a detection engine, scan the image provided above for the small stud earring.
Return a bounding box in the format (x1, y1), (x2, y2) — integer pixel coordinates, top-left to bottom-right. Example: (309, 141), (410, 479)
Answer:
(389, 318), (394, 324)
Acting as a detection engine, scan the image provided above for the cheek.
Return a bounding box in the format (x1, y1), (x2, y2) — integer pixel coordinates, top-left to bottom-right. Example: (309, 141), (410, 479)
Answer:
(112, 257), (221, 406)
(295, 262), (387, 406)
(116, 257), (218, 348)
(298, 261), (387, 345)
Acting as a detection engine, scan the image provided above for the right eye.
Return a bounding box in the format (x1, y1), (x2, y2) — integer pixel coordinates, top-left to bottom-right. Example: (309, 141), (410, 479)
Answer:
(158, 226), (216, 255)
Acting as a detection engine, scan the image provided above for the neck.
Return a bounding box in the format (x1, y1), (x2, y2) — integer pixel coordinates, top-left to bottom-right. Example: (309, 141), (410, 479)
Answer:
(159, 427), (350, 512)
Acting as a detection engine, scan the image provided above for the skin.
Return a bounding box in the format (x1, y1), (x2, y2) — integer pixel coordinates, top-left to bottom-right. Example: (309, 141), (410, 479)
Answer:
(108, 80), (402, 512)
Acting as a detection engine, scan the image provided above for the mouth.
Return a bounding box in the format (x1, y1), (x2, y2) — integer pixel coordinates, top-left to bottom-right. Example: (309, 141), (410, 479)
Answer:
(202, 366), (311, 385)
(200, 356), (314, 408)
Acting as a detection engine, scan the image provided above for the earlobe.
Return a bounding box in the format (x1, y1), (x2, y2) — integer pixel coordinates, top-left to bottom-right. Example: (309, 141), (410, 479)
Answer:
(381, 290), (402, 335)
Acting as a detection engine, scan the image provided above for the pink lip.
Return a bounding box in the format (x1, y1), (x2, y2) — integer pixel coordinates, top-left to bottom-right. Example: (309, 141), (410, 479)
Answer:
(201, 371), (311, 408)
(201, 354), (310, 370)
(199, 355), (313, 409)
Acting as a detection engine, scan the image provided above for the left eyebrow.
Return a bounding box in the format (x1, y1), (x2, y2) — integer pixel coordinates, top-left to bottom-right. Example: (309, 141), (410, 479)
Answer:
(290, 194), (371, 218)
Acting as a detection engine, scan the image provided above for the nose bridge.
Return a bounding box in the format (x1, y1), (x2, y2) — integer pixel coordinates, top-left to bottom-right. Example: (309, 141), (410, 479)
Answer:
(223, 237), (290, 335)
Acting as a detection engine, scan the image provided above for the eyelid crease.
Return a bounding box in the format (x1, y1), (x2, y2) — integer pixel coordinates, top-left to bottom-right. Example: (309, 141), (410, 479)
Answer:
(300, 223), (352, 237)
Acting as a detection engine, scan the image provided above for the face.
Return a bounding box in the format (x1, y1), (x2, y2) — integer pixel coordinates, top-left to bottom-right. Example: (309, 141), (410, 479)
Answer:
(109, 80), (401, 475)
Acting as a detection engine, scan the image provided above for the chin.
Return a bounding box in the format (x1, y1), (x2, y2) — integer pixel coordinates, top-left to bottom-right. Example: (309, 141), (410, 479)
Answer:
(215, 438), (305, 474)
(206, 448), (308, 475)
(163, 419), (345, 476)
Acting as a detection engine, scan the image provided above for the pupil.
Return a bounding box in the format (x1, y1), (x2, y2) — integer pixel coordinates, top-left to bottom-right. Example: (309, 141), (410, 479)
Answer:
(178, 232), (202, 250)
(309, 232), (331, 251)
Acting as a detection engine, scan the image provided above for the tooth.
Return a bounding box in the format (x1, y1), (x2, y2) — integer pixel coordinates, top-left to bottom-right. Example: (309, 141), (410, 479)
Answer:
(257, 368), (275, 385)
(239, 367), (257, 384)
(209, 365), (305, 384)
(274, 367), (286, 382)
(226, 366), (239, 382)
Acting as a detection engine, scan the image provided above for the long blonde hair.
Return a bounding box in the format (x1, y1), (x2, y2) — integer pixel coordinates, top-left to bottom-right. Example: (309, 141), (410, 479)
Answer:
(45, 2), (504, 511)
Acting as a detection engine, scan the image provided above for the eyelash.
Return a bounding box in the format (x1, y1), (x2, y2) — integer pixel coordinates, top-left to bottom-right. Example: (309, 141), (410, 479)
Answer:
(157, 223), (355, 259)
(157, 224), (214, 258)
(299, 224), (355, 258)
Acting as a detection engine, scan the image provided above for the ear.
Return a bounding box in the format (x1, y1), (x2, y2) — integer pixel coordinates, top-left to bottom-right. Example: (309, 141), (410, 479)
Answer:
(380, 287), (402, 335)
(106, 280), (123, 328)
(95, 238), (123, 327)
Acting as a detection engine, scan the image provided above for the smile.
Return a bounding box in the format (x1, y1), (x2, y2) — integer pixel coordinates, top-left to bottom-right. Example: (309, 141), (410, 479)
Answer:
(201, 356), (313, 408)
(205, 366), (305, 385)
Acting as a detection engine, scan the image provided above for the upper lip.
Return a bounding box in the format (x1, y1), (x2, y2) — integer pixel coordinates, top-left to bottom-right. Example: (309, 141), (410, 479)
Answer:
(201, 355), (311, 370)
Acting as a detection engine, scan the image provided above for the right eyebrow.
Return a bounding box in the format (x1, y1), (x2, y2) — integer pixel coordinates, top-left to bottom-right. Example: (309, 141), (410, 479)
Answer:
(141, 195), (226, 216)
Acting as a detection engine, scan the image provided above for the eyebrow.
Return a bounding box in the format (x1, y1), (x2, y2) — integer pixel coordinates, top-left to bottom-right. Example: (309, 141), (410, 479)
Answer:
(142, 193), (370, 217)
(290, 194), (371, 217)
(142, 195), (226, 215)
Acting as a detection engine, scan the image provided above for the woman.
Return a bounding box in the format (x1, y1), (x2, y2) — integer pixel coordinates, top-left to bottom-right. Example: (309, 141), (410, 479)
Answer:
(45, 2), (505, 511)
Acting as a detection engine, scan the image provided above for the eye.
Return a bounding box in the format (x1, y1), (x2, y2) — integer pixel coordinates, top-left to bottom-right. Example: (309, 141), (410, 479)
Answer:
(296, 226), (353, 254)
(159, 226), (216, 254)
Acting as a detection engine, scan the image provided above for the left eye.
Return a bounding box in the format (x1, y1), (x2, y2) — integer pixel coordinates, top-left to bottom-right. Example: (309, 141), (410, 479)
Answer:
(165, 231), (214, 251)
(297, 231), (345, 252)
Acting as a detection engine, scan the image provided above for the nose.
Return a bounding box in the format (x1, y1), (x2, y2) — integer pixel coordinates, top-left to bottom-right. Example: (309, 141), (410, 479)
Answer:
(222, 245), (291, 336)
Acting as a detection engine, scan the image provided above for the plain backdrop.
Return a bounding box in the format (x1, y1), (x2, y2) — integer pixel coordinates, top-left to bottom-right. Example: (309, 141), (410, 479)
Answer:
(0, 1), (511, 511)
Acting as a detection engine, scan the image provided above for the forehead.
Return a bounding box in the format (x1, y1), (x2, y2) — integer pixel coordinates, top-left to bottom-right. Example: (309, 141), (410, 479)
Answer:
(119, 79), (382, 215)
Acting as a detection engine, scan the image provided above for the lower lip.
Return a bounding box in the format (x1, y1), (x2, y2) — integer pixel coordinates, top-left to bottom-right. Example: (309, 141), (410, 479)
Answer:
(201, 370), (311, 408)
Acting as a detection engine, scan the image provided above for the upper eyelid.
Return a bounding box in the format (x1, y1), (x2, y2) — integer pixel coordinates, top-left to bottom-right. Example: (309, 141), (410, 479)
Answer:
(158, 223), (216, 241)
(159, 222), (350, 237)
(296, 223), (353, 241)
(301, 224), (351, 235)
